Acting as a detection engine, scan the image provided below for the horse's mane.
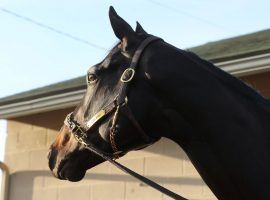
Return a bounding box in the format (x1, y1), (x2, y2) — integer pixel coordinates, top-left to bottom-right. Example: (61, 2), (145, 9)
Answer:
(183, 50), (270, 107)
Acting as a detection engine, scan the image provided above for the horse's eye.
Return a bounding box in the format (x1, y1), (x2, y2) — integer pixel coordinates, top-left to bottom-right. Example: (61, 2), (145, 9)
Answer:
(87, 74), (97, 85)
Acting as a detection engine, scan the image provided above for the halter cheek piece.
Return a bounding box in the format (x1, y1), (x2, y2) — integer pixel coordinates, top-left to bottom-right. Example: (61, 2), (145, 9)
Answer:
(63, 36), (188, 200)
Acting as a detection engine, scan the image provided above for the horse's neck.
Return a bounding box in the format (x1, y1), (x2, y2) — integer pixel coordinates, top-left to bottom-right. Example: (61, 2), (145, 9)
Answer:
(144, 42), (270, 199)
(145, 41), (268, 140)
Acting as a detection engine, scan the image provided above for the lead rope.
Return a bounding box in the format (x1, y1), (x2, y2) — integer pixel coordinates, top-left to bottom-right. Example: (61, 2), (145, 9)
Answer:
(81, 142), (187, 200)
(67, 113), (188, 200)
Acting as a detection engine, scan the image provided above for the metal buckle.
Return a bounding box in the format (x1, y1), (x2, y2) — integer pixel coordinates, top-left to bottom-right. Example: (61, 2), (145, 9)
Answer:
(120, 68), (135, 83)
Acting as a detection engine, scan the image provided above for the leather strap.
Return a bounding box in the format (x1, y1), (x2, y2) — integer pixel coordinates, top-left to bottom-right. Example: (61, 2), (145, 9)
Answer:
(65, 112), (188, 199)
(82, 140), (187, 200)
(117, 36), (161, 104)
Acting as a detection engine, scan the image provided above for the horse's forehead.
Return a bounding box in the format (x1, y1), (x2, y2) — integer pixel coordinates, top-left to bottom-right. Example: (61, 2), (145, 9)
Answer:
(101, 56), (112, 68)
(101, 45), (121, 68)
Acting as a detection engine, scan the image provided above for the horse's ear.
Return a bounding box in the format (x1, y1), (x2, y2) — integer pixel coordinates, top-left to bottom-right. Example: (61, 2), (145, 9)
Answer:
(135, 21), (147, 35)
(109, 6), (135, 41)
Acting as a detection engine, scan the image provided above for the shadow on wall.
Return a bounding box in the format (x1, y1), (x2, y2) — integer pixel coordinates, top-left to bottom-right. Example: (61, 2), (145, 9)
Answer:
(10, 107), (188, 160)
(9, 170), (205, 200)
(10, 107), (75, 131)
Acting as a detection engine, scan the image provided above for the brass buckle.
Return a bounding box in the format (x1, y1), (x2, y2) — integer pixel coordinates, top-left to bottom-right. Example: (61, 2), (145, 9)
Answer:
(120, 68), (135, 83)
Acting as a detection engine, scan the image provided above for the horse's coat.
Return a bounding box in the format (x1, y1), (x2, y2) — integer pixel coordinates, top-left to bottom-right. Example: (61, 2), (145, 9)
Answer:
(48, 6), (270, 200)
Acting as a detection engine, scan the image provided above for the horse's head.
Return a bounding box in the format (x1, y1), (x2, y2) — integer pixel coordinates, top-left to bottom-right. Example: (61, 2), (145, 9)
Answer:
(48, 7), (168, 181)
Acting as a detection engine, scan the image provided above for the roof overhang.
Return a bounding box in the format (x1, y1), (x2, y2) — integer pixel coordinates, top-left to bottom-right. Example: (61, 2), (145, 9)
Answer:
(1, 53), (270, 119)
(0, 90), (85, 119)
(216, 53), (270, 76)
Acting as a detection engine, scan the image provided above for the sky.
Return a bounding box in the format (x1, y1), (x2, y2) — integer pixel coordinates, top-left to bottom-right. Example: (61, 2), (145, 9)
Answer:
(0, 0), (269, 162)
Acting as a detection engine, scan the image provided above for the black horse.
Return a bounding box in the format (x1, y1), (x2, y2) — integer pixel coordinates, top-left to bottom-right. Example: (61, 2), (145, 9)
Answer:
(48, 6), (270, 200)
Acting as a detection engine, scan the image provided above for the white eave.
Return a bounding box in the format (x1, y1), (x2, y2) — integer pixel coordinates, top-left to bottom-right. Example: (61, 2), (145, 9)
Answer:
(0, 90), (86, 119)
(216, 53), (270, 76)
(1, 53), (270, 119)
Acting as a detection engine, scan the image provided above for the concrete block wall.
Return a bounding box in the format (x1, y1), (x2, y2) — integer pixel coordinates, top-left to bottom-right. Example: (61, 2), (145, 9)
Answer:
(5, 72), (270, 200)
(4, 108), (216, 200)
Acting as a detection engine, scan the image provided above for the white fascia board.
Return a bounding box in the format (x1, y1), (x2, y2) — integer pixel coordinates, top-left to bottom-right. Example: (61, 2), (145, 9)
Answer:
(0, 90), (85, 119)
(216, 53), (270, 76)
(1, 53), (270, 119)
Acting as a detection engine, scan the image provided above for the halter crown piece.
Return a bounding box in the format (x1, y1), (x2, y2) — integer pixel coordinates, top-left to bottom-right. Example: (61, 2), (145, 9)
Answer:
(63, 36), (188, 200)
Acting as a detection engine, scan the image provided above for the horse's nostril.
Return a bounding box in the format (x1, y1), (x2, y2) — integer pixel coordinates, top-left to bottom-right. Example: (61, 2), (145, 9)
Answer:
(48, 148), (57, 171)
(47, 150), (51, 160)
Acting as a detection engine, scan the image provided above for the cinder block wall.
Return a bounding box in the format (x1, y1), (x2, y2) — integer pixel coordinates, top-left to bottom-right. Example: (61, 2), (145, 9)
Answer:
(4, 108), (216, 200)
(4, 72), (270, 200)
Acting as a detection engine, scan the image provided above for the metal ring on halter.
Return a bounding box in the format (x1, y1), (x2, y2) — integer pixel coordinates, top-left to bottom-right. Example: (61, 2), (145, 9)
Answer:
(120, 68), (135, 83)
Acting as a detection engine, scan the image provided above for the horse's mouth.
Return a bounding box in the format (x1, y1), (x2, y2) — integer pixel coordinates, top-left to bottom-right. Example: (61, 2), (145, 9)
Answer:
(56, 152), (105, 182)
(57, 159), (86, 182)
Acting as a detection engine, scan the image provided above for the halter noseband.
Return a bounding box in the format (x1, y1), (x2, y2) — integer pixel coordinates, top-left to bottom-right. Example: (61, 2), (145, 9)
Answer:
(64, 36), (161, 159)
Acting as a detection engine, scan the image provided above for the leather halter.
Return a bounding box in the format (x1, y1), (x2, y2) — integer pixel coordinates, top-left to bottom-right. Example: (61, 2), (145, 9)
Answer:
(64, 36), (188, 200)
(65, 36), (160, 158)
